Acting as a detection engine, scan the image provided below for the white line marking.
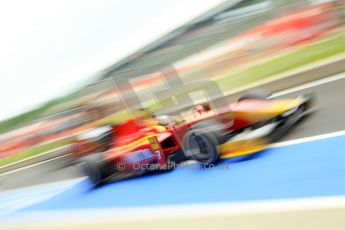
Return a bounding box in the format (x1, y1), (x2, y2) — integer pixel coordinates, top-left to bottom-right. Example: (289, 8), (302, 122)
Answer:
(272, 129), (345, 147)
(271, 72), (345, 98)
(4, 195), (345, 224)
(0, 154), (71, 176)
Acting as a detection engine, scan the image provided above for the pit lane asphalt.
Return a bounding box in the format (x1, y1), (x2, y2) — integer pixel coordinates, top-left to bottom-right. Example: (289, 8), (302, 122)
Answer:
(1, 74), (345, 191)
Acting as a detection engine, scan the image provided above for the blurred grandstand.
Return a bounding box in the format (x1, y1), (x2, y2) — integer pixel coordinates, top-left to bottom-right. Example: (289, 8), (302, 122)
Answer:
(0, 0), (344, 162)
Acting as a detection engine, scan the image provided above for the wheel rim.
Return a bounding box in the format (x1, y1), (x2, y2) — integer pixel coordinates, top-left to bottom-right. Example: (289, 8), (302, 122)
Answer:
(185, 132), (214, 162)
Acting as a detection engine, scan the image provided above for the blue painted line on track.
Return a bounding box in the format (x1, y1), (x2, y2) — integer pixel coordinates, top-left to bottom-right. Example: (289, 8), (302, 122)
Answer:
(25, 135), (345, 210)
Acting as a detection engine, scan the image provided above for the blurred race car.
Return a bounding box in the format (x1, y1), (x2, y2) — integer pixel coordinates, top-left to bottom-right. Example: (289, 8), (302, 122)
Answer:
(78, 91), (314, 186)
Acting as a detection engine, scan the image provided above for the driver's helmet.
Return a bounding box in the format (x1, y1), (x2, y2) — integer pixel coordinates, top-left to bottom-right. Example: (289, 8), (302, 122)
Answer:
(195, 105), (204, 115)
(194, 103), (211, 115)
(156, 115), (173, 126)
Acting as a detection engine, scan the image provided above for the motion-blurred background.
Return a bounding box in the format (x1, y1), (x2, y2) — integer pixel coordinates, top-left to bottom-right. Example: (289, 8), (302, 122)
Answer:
(0, 0), (344, 169)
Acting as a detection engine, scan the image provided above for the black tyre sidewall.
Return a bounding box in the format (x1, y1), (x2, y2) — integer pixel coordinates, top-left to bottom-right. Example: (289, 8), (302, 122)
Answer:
(80, 152), (107, 185)
(183, 130), (219, 165)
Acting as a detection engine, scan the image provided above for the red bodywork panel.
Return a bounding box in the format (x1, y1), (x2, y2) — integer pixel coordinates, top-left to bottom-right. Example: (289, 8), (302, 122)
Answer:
(105, 118), (180, 171)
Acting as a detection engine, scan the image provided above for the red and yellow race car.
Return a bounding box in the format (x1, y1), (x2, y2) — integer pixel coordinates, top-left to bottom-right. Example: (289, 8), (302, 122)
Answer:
(79, 91), (314, 185)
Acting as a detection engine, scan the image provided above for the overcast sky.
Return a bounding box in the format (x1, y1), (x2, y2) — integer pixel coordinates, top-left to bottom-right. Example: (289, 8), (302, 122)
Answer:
(0, 0), (225, 121)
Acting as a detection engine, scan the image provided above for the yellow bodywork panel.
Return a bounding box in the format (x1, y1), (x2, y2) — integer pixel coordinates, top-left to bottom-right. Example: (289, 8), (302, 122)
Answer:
(217, 98), (304, 158)
(219, 136), (270, 159)
(232, 98), (304, 123)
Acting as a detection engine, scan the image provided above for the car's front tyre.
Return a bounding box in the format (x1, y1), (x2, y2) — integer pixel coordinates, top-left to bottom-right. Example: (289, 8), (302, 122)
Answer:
(183, 120), (226, 165)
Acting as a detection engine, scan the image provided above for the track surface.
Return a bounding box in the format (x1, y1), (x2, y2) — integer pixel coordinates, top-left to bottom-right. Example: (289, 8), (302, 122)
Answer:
(1, 74), (345, 191)
(22, 134), (345, 210)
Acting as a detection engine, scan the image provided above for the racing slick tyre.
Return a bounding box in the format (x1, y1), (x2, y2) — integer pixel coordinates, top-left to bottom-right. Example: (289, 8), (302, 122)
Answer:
(183, 120), (226, 165)
(80, 152), (112, 186)
(238, 89), (270, 101)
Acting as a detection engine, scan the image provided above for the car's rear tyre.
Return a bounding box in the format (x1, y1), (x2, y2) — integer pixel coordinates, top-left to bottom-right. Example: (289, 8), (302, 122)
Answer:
(183, 120), (226, 165)
(81, 152), (112, 186)
(238, 89), (270, 101)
